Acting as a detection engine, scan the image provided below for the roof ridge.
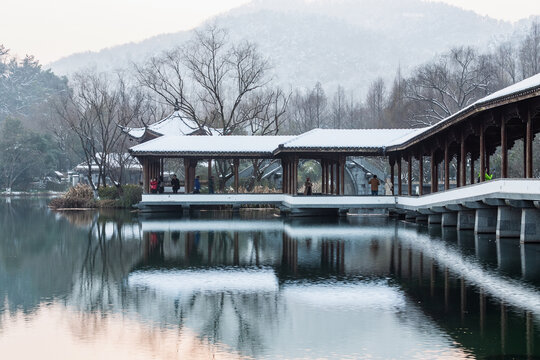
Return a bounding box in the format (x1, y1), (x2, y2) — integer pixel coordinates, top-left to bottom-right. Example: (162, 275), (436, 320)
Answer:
(280, 128), (321, 147)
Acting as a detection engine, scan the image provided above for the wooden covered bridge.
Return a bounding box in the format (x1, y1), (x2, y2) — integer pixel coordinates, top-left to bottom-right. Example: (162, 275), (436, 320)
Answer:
(129, 74), (540, 242)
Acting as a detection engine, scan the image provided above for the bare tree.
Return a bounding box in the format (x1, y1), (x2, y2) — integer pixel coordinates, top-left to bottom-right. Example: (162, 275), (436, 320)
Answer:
(405, 46), (495, 126)
(331, 85), (346, 129)
(519, 21), (540, 79)
(365, 77), (386, 127)
(55, 71), (147, 189)
(136, 24), (274, 136)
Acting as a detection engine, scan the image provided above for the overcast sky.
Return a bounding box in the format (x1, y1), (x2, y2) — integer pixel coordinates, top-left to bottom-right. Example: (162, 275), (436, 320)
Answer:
(2, 0), (540, 64)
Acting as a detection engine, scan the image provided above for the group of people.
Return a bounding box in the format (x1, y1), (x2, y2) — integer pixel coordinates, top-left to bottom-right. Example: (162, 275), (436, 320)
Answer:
(149, 174), (215, 194)
(149, 174), (392, 196)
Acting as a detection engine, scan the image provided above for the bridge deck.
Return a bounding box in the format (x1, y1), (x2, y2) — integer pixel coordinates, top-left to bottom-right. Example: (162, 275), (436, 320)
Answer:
(137, 179), (540, 213)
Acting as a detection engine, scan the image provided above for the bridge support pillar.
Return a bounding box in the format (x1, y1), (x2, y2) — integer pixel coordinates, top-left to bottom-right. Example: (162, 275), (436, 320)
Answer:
(405, 212), (417, 222)
(521, 208), (540, 243)
(415, 214), (428, 223)
(496, 206), (521, 238)
(428, 214), (442, 224)
(182, 206), (190, 216)
(441, 212), (457, 227)
(475, 208), (497, 234)
(457, 210), (475, 230)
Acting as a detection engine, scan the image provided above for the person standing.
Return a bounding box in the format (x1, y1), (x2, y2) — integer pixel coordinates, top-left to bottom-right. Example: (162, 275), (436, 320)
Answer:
(304, 177), (312, 195)
(171, 174), (180, 194)
(158, 175), (165, 194)
(368, 175), (380, 196)
(150, 178), (158, 194)
(208, 176), (215, 194)
(193, 176), (201, 194)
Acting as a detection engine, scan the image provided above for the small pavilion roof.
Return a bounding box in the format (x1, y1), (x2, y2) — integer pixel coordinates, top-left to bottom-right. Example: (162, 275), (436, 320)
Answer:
(129, 135), (295, 158)
(122, 111), (218, 139)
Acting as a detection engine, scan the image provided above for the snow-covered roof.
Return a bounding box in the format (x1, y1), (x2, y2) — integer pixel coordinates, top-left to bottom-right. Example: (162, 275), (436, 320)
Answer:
(74, 153), (141, 172)
(278, 128), (427, 151)
(130, 74), (540, 157)
(130, 135), (295, 157)
(122, 111), (218, 139)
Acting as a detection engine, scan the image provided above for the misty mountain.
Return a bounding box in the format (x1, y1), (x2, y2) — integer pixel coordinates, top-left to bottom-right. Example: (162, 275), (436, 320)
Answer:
(48, 0), (532, 96)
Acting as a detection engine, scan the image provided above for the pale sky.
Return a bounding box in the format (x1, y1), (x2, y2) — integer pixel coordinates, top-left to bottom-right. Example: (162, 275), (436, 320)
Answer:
(2, 0), (540, 65)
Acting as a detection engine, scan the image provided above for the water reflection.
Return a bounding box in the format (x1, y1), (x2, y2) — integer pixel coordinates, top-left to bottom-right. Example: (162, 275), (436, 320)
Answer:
(0, 198), (539, 358)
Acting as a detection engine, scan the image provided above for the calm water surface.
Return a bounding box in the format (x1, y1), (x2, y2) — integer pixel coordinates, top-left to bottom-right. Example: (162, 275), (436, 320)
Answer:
(0, 198), (539, 359)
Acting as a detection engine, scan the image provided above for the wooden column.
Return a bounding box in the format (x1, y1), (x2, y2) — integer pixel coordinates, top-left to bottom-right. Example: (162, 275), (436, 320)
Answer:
(397, 156), (402, 195)
(456, 152), (461, 188)
(294, 157), (299, 195)
(340, 156), (346, 195)
(480, 122), (485, 182)
(390, 157), (395, 195)
(336, 159), (341, 195)
(330, 162), (335, 195)
(526, 107), (533, 178)
(282, 159), (287, 193)
(407, 154), (412, 196)
(321, 160), (325, 194)
(430, 150), (436, 193)
(501, 115), (508, 178)
(208, 159), (212, 182)
(184, 158), (190, 193)
(470, 155), (475, 184)
(460, 132), (467, 186)
(233, 159), (239, 193)
(444, 140), (450, 190)
(142, 158), (149, 193)
(327, 161), (331, 194)
(418, 155), (423, 196)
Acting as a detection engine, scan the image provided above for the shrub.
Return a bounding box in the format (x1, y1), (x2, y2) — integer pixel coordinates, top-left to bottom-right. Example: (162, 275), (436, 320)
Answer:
(98, 186), (120, 200)
(116, 184), (143, 208)
(49, 184), (95, 209)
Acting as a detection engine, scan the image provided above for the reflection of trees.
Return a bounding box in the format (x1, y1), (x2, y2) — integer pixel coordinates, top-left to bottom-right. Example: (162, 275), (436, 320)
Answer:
(71, 212), (142, 313)
(170, 289), (283, 357)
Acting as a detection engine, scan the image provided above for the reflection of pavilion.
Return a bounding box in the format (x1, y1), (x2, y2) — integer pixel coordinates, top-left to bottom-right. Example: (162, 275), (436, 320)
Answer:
(124, 217), (540, 358)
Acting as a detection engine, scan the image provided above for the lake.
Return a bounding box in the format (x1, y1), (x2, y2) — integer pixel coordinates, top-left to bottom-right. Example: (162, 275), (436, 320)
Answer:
(0, 197), (539, 359)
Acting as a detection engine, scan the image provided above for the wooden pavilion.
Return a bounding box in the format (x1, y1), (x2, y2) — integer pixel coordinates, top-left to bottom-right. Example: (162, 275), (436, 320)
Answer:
(129, 73), (540, 196)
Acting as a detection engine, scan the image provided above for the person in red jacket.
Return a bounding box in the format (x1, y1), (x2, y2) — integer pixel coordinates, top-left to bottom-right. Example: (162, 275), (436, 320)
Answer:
(150, 178), (158, 194)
